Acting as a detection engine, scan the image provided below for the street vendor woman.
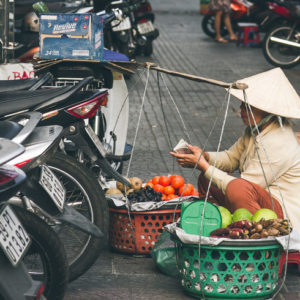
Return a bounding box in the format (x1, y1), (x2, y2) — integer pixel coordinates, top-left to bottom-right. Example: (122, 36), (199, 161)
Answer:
(170, 68), (300, 230)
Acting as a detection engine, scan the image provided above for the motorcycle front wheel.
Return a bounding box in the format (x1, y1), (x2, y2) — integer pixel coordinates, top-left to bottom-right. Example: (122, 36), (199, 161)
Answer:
(14, 206), (69, 300)
(262, 25), (300, 68)
(47, 153), (109, 282)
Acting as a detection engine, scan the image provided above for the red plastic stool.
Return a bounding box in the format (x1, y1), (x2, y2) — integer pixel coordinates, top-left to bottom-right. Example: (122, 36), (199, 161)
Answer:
(278, 251), (300, 277)
(237, 22), (260, 46)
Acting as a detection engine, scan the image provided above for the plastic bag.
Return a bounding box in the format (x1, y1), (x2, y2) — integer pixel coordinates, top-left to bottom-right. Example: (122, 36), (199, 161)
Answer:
(150, 231), (180, 278)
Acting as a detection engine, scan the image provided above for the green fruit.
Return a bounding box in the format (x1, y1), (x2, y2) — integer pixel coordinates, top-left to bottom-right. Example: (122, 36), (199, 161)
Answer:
(252, 208), (277, 222)
(218, 206), (232, 228)
(232, 208), (252, 222)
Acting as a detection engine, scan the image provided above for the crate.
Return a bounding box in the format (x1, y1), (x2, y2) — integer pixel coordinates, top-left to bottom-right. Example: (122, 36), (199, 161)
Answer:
(174, 238), (282, 299)
(109, 207), (181, 254)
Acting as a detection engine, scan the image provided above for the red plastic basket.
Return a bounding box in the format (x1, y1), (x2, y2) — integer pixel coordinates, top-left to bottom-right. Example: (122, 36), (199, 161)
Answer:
(109, 207), (180, 254)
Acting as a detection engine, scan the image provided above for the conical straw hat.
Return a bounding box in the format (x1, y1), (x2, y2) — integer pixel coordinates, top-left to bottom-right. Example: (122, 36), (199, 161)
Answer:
(229, 68), (300, 119)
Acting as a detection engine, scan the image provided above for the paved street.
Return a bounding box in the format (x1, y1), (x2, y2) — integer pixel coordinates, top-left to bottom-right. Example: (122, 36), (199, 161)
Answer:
(65, 0), (300, 299)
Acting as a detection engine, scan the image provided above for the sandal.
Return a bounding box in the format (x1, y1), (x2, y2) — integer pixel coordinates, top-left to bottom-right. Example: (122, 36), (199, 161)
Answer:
(229, 36), (238, 42)
(215, 37), (228, 43)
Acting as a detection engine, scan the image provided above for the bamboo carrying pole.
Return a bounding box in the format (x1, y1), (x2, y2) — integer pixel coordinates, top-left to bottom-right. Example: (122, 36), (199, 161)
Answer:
(144, 62), (248, 90)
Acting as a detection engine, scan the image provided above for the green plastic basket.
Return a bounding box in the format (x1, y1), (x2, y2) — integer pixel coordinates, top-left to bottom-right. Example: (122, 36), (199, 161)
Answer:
(174, 239), (282, 299)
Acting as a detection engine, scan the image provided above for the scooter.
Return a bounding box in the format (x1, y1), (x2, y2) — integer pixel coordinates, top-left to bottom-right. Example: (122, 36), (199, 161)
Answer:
(0, 111), (106, 284)
(201, 0), (270, 38)
(132, 0), (159, 56)
(0, 138), (66, 300)
(262, 2), (300, 68)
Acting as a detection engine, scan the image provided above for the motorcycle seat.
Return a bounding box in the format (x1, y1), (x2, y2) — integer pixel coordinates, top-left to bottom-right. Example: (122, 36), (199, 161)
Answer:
(0, 72), (53, 92)
(0, 121), (23, 139)
(0, 77), (94, 117)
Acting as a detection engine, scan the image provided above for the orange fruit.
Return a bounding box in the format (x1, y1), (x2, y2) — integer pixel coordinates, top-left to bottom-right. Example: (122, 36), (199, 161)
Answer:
(169, 174), (177, 181)
(171, 175), (185, 189)
(153, 184), (164, 194)
(152, 176), (160, 185)
(179, 184), (194, 196)
(159, 176), (171, 187)
(166, 194), (178, 201)
(164, 185), (175, 195)
(161, 194), (167, 201)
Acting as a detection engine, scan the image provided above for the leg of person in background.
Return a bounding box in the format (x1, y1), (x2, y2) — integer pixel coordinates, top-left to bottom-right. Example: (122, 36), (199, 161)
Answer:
(223, 13), (237, 41)
(214, 10), (228, 43)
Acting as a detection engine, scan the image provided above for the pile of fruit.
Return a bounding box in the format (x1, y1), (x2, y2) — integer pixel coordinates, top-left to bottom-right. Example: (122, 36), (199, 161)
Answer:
(145, 175), (199, 201)
(105, 174), (199, 203)
(211, 207), (291, 239)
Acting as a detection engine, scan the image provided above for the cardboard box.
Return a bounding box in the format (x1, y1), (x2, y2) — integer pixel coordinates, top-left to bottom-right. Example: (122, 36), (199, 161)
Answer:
(39, 13), (104, 60)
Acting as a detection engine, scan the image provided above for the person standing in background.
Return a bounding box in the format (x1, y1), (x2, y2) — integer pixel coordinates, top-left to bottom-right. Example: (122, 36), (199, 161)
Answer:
(209, 0), (237, 43)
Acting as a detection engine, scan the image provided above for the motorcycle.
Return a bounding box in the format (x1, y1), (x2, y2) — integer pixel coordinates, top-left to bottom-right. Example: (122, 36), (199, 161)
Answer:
(131, 0), (159, 56)
(0, 138), (67, 300)
(0, 109), (107, 283)
(201, 0), (274, 38)
(96, 0), (159, 58)
(262, 2), (300, 68)
(0, 77), (130, 280)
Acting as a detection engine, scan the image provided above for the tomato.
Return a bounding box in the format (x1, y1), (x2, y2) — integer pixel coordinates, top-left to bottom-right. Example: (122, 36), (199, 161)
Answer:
(169, 175), (177, 181)
(163, 185), (175, 195)
(179, 184), (194, 196)
(159, 176), (171, 187)
(165, 194), (178, 201)
(171, 175), (185, 189)
(152, 176), (160, 185)
(161, 194), (167, 201)
(153, 184), (164, 194)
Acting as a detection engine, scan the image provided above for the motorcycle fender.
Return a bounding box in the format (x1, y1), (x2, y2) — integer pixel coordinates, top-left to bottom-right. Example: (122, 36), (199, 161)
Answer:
(56, 205), (104, 238)
(0, 255), (41, 300)
(20, 171), (104, 238)
(8, 125), (63, 171)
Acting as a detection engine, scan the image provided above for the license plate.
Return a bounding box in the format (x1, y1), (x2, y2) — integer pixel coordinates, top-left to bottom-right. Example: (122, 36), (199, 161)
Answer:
(111, 17), (131, 31)
(39, 165), (66, 212)
(0, 205), (31, 267)
(137, 21), (155, 34)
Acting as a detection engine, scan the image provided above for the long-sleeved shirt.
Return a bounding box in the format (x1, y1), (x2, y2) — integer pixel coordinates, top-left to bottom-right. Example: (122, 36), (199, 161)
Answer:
(204, 121), (300, 229)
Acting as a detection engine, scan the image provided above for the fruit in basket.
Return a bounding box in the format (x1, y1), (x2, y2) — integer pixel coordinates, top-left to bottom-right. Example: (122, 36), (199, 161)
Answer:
(178, 184), (194, 196)
(105, 188), (123, 195)
(116, 177), (130, 192)
(153, 184), (164, 194)
(126, 189), (134, 195)
(165, 194), (178, 201)
(164, 185), (175, 195)
(232, 208), (252, 222)
(159, 176), (171, 187)
(130, 177), (143, 190)
(218, 206), (232, 228)
(127, 186), (163, 203)
(152, 176), (160, 185)
(171, 175), (185, 189)
(252, 208), (277, 222)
